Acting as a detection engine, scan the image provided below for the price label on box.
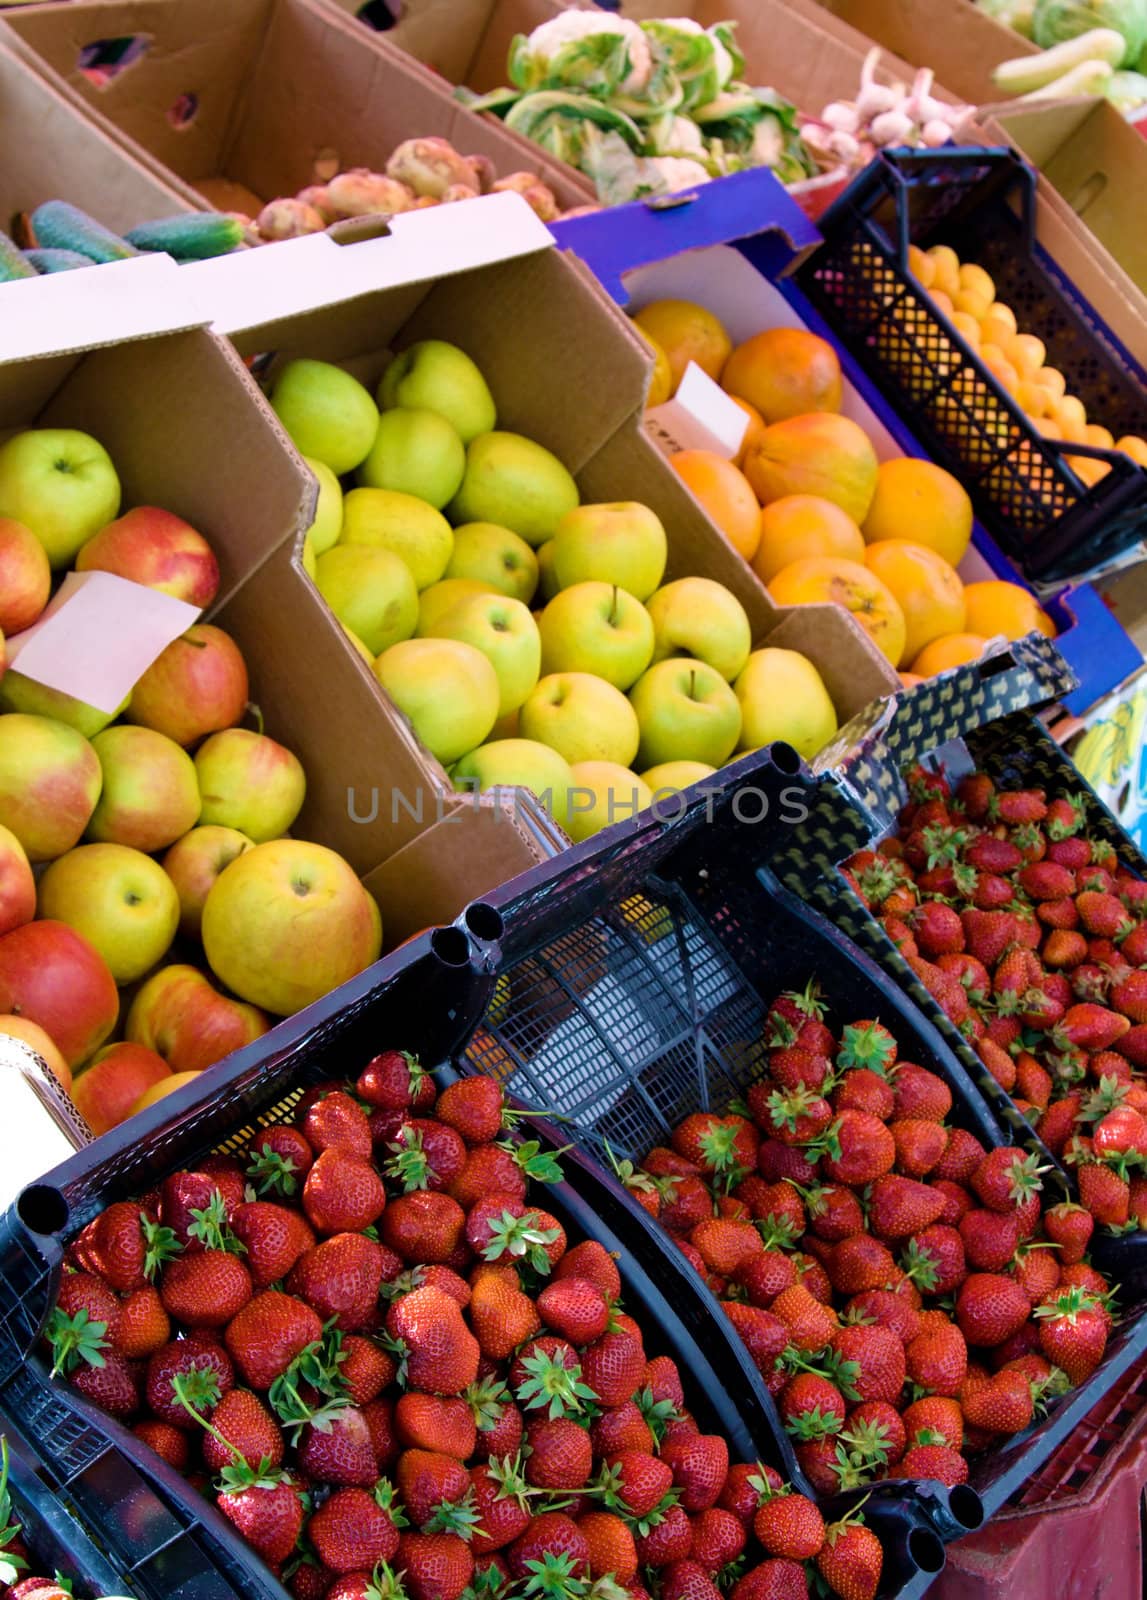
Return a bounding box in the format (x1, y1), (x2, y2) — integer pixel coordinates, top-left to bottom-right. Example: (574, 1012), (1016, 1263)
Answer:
(644, 361), (749, 460)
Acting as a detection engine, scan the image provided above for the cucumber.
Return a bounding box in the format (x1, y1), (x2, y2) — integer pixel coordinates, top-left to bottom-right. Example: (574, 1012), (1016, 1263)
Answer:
(993, 27), (1126, 93)
(24, 248), (94, 274)
(0, 229), (35, 282)
(123, 212), (245, 260)
(30, 201), (139, 264)
(1019, 57), (1115, 97)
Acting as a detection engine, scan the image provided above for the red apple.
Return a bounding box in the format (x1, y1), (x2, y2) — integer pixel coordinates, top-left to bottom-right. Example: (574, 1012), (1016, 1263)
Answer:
(0, 919), (118, 1066)
(0, 518), (51, 635)
(0, 822), (35, 935)
(127, 624), (249, 747)
(72, 1041), (171, 1136)
(126, 963), (269, 1073)
(0, 713), (102, 862)
(75, 507), (220, 606)
(161, 824), (254, 940)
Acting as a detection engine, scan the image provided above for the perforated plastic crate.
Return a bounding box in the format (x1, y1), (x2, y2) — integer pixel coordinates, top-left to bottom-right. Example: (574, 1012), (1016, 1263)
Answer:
(0, 1420), (128, 1600)
(798, 147), (1147, 583)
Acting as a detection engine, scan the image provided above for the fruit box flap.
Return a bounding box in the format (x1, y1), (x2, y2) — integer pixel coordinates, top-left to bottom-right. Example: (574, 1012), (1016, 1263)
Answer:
(184, 193), (555, 339)
(0, 255), (206, 364)
(0, 326), (312, 613)
(811, 633), (1077, 835)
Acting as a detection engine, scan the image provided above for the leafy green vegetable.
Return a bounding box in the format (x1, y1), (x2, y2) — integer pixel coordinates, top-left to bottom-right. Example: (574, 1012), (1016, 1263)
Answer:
(1106, 64), (1147, 105)
(1033, 0), (1147, 63)
(508, 13), (652, 95)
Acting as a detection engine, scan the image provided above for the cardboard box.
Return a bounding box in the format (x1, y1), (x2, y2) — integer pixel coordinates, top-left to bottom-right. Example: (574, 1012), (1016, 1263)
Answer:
(0, 0), (590, 219)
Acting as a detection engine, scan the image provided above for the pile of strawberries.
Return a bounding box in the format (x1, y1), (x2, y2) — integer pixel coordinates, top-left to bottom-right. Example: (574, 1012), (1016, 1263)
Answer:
(842, 765), (1147, 1234)
(613, 981), (1115, 1493)
(0, 1439), (77, 1600)
(43, 1060), (883, 1600)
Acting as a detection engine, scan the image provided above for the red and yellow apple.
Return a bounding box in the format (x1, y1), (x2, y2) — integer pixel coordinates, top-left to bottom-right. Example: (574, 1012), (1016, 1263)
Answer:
(126, 624), (249, 747)
(194, 729), (305, 842)
(0, 518), (50, 635)
(126, 963), (269, 1073)
(0, 1014), (73, 1093)
(0, 919), (118, 1066)
(0, 713), (102, 861)
(72, 1041), (171, 1136)
(76, 506), (220, 607)
(38, 842), (181, 984)
(0, 822), (35, 936)
(162, 824), (255, 940)
(88, 725), (201, 852)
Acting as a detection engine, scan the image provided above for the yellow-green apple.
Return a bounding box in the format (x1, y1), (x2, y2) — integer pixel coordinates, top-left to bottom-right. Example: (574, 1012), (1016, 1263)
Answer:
(125, 624), (248, 747)
(448, 432), (579, 546)
(162, 824), (255, 939)
(538, 582), (654, 690)
(629, 658), (742, 769)
(647, 577), (752, 682)
(88, 725), (200, 852)
(269, 358), (379, 476)
(358, 409), (465, 509)
(341, 624), (374, 664)
(72, 1041), (171, 1136)
(38, 842), (180, 984)
(340, 488), (453, 590)
(0, 518), (50, 634)
(0, 919), (118, 1066)
(126, 962), (269, 1073)
(305, 455), (343, 554)
(316, 545), (419, 655)
(0, 713), (101, 861)
(452, 738), (574, 829)
(374, 638), (499, 765)
(0, 673), (125, 737)
(194, 729), (305, 842)
(552, 502), (667, 602)
(76, 507), (220, 606)
(378, 340), (496, 443)
(416, 579), (495, 637)
(0, 823), (34, 936)
(445, 522), (538, 604)
(640, 760), (716, 798)
(734, 647), (837, 759)
(202, 840), (382, 1015)
(425, 593), (540, 716)
(0, 1014), (72, 1093)
(302, 533), (318, 580)
(536, 540), (560, 602)
(133, 1069), (201, 1113)
(0, 429), (121, 569)
(519, 672), (640, 766)
(566, 761), (652, 843)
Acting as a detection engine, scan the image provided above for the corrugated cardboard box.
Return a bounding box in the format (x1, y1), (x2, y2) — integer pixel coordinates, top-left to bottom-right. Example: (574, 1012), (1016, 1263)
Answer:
(0, 0), (589, 220)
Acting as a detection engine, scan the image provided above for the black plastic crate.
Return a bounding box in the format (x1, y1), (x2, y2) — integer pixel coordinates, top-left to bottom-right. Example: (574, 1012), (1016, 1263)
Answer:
(798, 147), (1147, 583)
(0, 858), (945, 1600)
(1, 1420), (128, 1599)
(464, 758), (1147, 1526)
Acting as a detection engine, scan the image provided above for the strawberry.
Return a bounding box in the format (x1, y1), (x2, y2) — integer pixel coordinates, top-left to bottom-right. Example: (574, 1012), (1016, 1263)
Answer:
(507, 1513), (588, 1579)
(902, 1395), (963, 1450)
(966, 835), (1023, 873)
(798, 1183), (865, 1242)
(364, 1397), (401, 1471)
(580, 1331), (645, 1408)
(341, 1336), (395, 1407)
(469, 1271), (541, 1360)
(302, 1091), (373, 1158)
(1010, 1243), (1060, 1306)
(449, 1146), (528, 1211)
(71, 1351), (140, 1417)
(386, 1120), (468, 1194)
(245, 1127), (314, 1200)
(468, 1455), (533, 1552)
(660, 1175), (713, 1235)
(1111, 971), (1147, 1025)
(231, 1202), (314, 1289)
(778, 1372), (845, 1440)
(1043, 930), (1088, 969)
(524, 1415), (592, 1491)
(636, 1505), (695, 1569)
(132, 1419), (190, 1469)
(825, 1235), (897, 1295)
(905, 1322), (967, 1396)
(219, 1477), (305, 1565)
(992, 790), (1047, 825)
(160, 1173), (238, 1253)
(1121, 924), (1147, 965)
(722, 1303), (788, 1377)
(771, 1285), (837, 1352)
(658, 1433), (729, 1512)
(891, 1063), (953, 1124)
(673, 1114), (758, 1177)
(836, 1021), (897, 1075)
(691, 1218), (764, 1277)
(1045, 795), (1085, 839)
(756, 1142), (817, 1186)
(302, 1151), (387, 1235)
(590, 1401), (654, 1456)
(298, 1407), (380, 1487)
(1077, 1161), (1130, 1225)
(357, 1050), (435, 1112)
(592, 1448), (673, 1521)
(759, 1047), (830, 1094)
(971, 1148), (1045, 1214)
(1057, 1004), (1132, 1052)
(829, 1323), (906, 1405)
(434, 1077), (504, 1144)
(309, 1484), (403, 1573)
(1076, 891), (1133, 940)
(867, 1174), (945, 1239)
(814, 1512), (882, 1600)
(896, 1442), (968, 1484)
(224, 1290), (322, 1390)
(577, 1510), (639, 1581)
(730, 1561), (810, 1600)
(821, 1111), (895, 1187)
(959, 1208), (1022, 1272)
(395, 1395), (476, 1461)
(661, 1561), (723, 1600)
(844, 1288), (922, 1345)
(1019, 862), (1075, 901)
(53, 1270), (121, 1352)
(912, 903), (965, 957)
(145, 1337), (232, 1426)
(466, 1199), (565, 1272)
(955, 1273), (1031, 1348)
(396, 1447), (476, 1531)
(831, 1069), (895, 1121)
(1035, 1286), (1109, 1382)
(907, 957), (971, 1024)
(1116, 1025), (1147, 1068)
(83, 1202), (160, 1291)
(1013, 1054), (1052, 1110)
(760, 1087), (833, 1148)
(901, 1225), (965, 1296)
(397, 1532), (473, 1600)
(200, 1388), (285, 1473)
(753, 1490), (824, 1561)
(290, 1232), (387, 1330)
(1036, 1095), (1083, 1155)
(1043, 1202), (1094, 1264)
(388, 1286), (480, 1396)
(734, 1251), (798, 1309)
(959, 1367), (1034, 1434)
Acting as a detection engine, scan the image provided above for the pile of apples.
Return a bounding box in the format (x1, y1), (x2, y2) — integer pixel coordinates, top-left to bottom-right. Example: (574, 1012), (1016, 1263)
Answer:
(0, 431), (380, 1139)
(268, 341), (844, 838)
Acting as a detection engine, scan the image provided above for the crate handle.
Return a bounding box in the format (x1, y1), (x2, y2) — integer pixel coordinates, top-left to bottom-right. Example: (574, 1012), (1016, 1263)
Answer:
(876, 145), (1037, 267)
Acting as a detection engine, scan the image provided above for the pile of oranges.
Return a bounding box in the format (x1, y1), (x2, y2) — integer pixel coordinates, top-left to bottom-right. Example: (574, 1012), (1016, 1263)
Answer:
(632, 299), (1055, 684)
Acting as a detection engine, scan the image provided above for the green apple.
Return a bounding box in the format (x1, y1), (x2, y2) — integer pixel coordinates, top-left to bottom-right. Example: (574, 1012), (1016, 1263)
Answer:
(567, 761), (652, 843)
(0, 672), (125, 737)
(647, 577), (752, 682)
(304, 455), (343, 554)
(448, 432), (579, 547)
(302, 533), (318, 579)
(452, 738), (574, 830)
(520, 672), (640, 767)
(552, 502), (667, 602)
(0, 429), (121, 569)
(446, 522), (538, 604)
(38, 842), (180, 984)
(357, 408), (465, 510)
(417, 578), (497, 637)
(378, 340), (496, 444)
(195, 728), (306, 842)
(734, 647), (837, 759)
(374, 638), (500, 766)
(340, 487), (453, 590)
(269, 359), (378, 475)
(538, 582), (654, 691)
(315, 545), (419, 655)
(341, 624), (375, 664)
(536, 540), (560, 603)
(629, 658), (742, 769)
(88, 726), (201, 853)
(640, 760), (716, 798)
(0, 713), (102, 862)
(426, 593), (540, 716)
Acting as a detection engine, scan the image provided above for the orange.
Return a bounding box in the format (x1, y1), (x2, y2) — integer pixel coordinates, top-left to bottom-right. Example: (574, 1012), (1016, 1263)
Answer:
(132, 1070), (202, 1115)
(768, 556), (907, 666)
(1035, 366), (1067, 400)
(729, 396), (766, 468)
(898, 671), (925, 688)
(720, 327), (843, 424)
(959, 263), (996, 302)
(635, 326), (673, 407)
(908, 245), (935, 288)
(910, 632), (988, 676)
(670, 449), (762, 561)
(633, 299), (731, 393)
(0, 1014), (71, 1094)
(962, 579), (1055, 642)
(863, 539), (966, 667)
(744, 413), (879, 524)
(861, 457), (973, 567)
(753, 494), (865, 583)
(1085, 424), (1114, 450)
(928, 246), (961, 296)
(1118, 435), (1147, 467)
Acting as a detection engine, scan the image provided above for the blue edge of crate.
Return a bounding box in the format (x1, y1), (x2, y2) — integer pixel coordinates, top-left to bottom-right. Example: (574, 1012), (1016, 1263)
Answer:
(549, 163), (1144, 719)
